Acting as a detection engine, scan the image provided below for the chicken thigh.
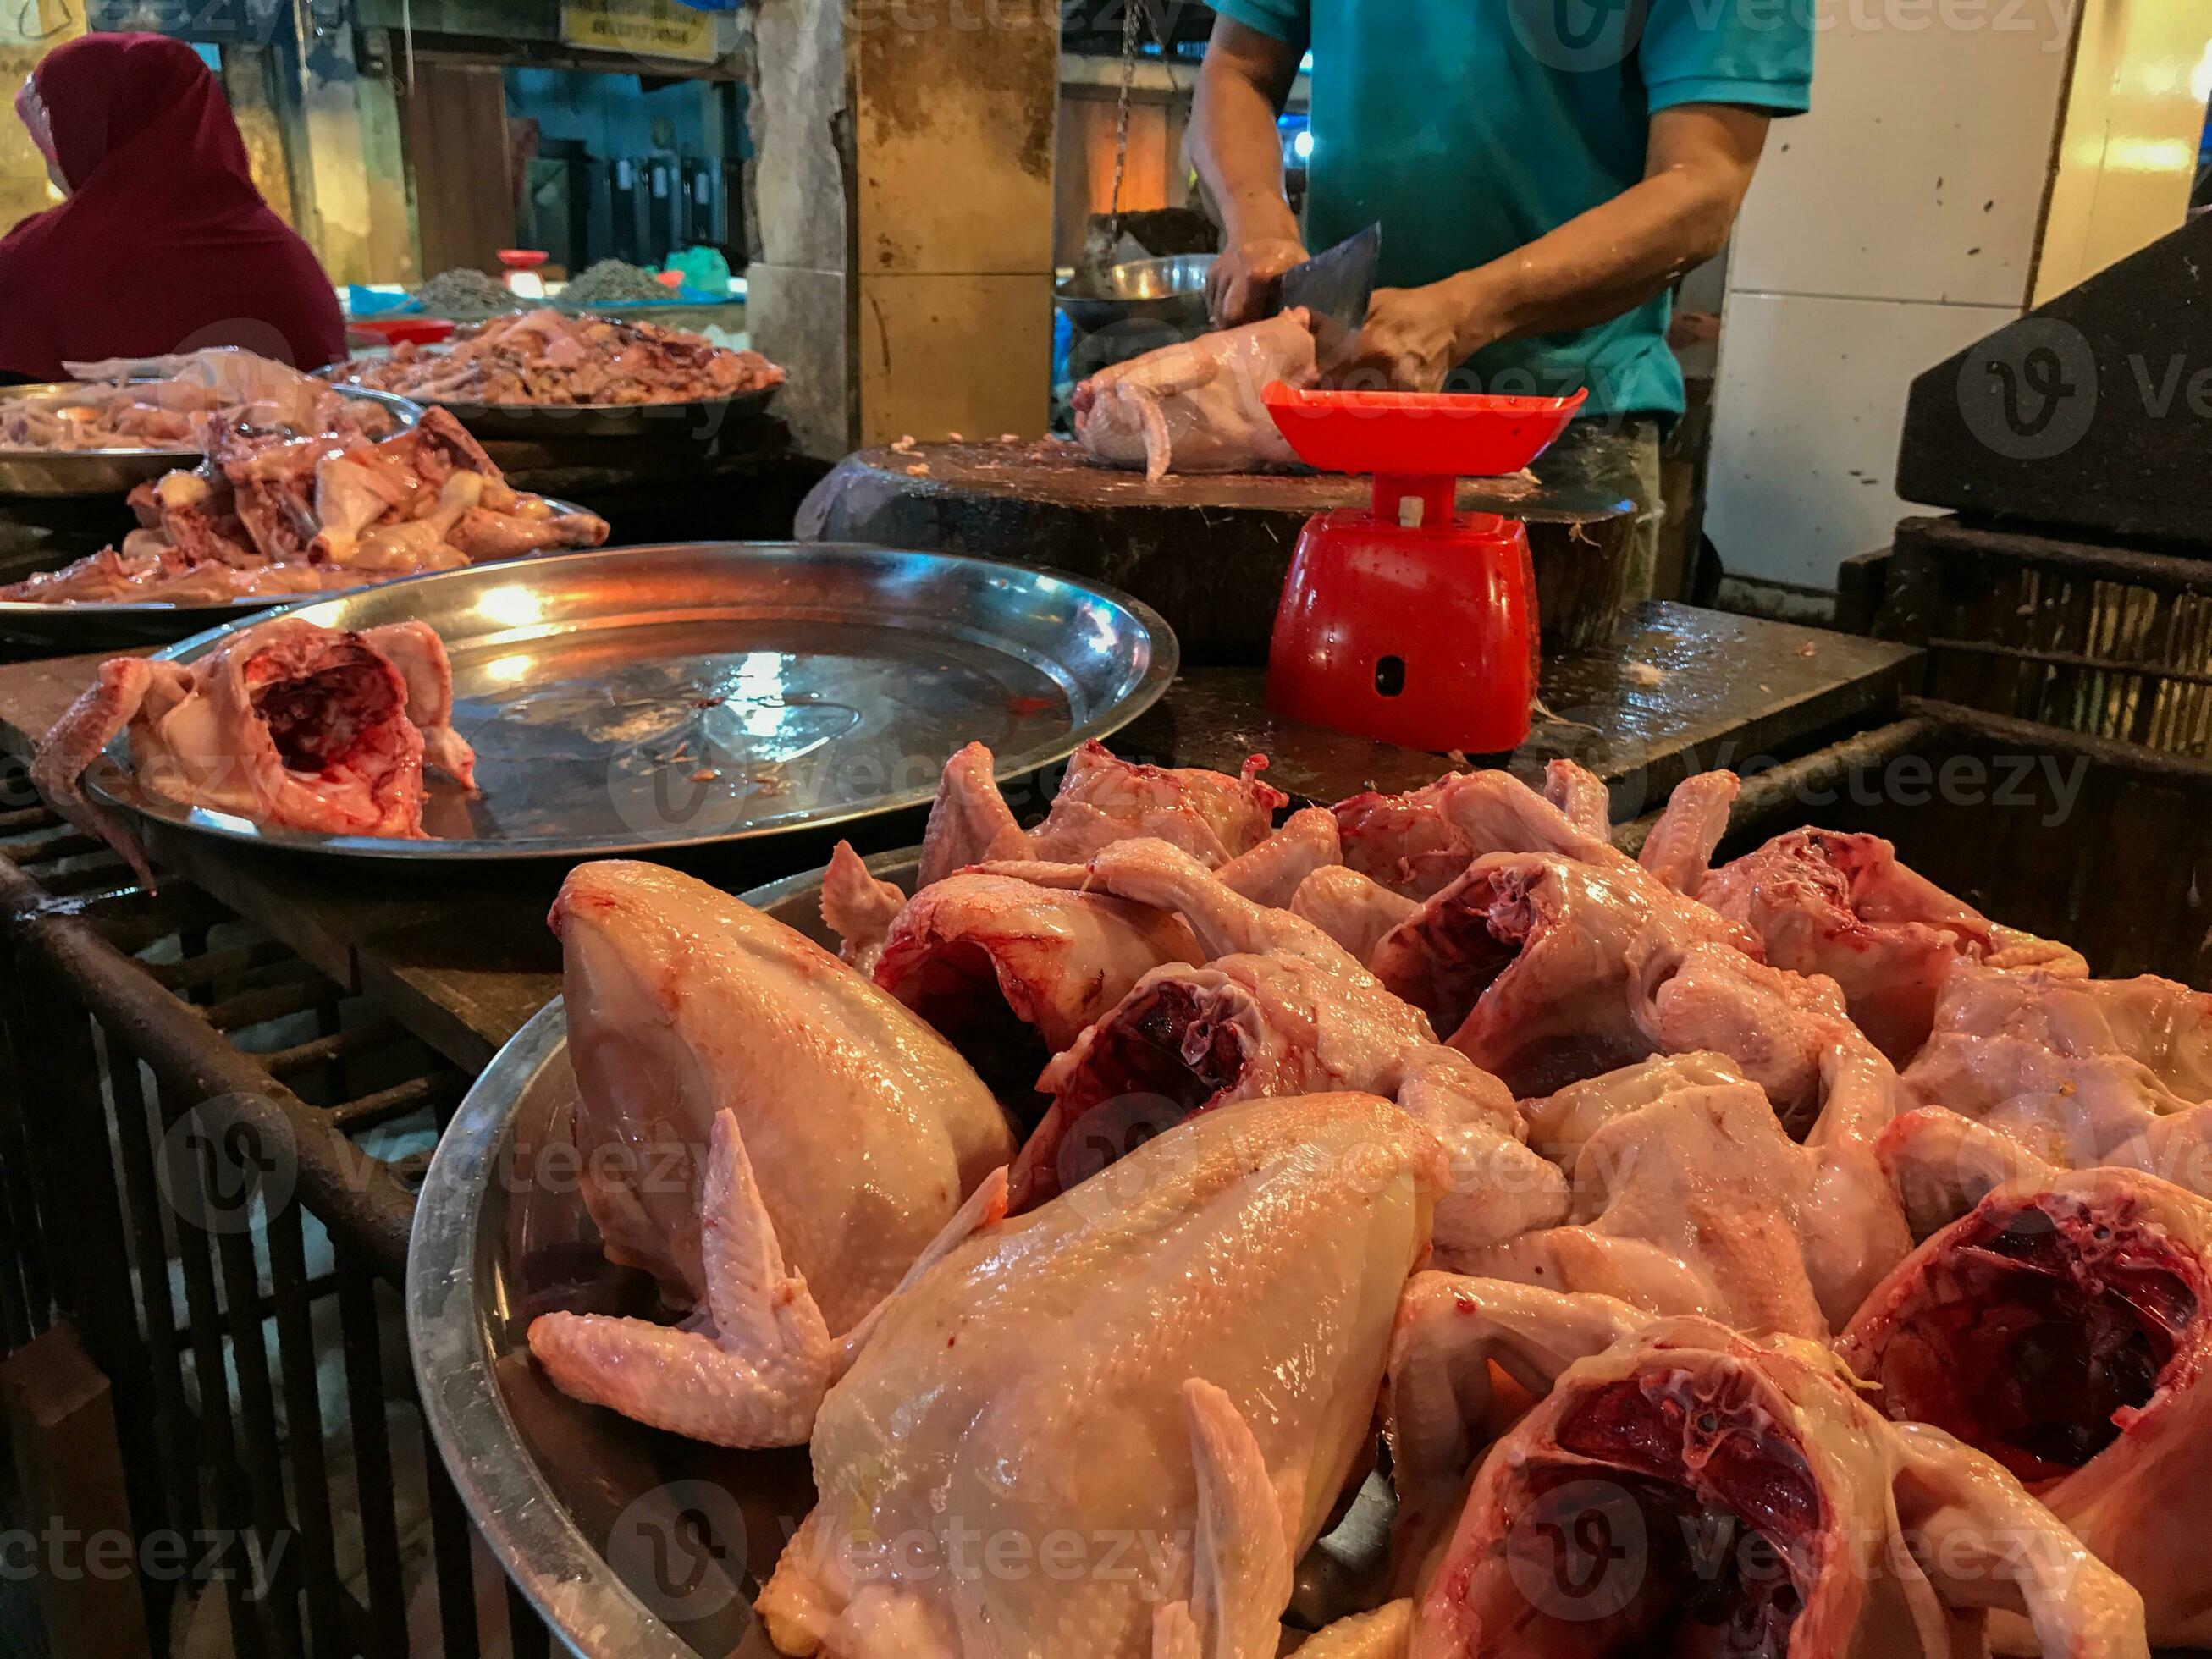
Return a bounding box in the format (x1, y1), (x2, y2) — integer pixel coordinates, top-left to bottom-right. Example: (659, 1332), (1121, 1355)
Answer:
(1355, 1281), (2146, 1659)
(1841, 1165), (2212, 1649)
(525, 862), (1014, 1446)
(754, 1093), (1448, 1659)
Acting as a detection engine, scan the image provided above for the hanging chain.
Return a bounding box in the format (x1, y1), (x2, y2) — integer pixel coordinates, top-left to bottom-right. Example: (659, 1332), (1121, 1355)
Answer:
(1106, 0), (1145, 229)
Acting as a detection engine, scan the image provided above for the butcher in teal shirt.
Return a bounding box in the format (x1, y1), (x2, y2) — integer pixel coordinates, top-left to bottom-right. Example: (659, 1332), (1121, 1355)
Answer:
(1193, 0), (1811, 592)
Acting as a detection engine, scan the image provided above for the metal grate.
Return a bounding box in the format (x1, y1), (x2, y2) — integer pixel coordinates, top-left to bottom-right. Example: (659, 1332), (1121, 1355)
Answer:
(0, 796), (545, 1659)
(1878, 516), (2212, 758)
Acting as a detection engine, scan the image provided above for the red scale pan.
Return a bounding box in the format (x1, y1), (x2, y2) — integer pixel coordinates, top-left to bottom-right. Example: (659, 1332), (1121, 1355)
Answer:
(1261, 383), (1586, 754)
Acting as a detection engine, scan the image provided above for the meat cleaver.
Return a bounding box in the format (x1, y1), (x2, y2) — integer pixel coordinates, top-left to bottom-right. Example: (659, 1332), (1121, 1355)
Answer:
(1275, 223), (1381, 371)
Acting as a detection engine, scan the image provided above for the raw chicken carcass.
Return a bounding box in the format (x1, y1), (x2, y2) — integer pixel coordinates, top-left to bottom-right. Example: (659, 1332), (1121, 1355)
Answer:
(1459, 1049), (1910, 1334)
(754, 1092), (1449, 1659)
(1370, 851), (1755, 1097)
(1841, 1165), (2212, 1649)
(339, 307), (784, 405)
(997, 839), (1567, 1263)
(1891, 962), (2212, 1216)
(1700, 827), (2086, 1062)
(525, 862), (1015, 1446)
(822, 843), (1205, 1116)
(31, 617), (475, 886)
(917, 738), (1288, 888)
(1357, 1279), (2147, 1659)
(1073, 309), (1318, 482)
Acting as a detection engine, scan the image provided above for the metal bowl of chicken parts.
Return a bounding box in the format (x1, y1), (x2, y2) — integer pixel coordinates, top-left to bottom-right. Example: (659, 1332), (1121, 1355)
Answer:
(0, 384), (421, 498)
(407, 872), (1396, 1657)
(82, 542), (1178, 860)
(0, 497), (597, 652)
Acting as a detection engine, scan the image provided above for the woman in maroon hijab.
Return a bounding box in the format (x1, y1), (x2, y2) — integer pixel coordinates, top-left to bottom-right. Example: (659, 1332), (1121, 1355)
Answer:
(0, 33), (346, 381)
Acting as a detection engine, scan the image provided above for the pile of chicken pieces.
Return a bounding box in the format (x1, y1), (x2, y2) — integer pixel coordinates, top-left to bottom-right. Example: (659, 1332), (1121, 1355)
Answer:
(525, 739), (2212, 1659)
(337, 307), (786, 406)
(3, 404), (609, 605)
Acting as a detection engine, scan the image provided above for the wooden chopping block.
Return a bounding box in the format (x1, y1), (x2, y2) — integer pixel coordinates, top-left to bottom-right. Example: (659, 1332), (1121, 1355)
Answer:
(797, 438), (1636, 667)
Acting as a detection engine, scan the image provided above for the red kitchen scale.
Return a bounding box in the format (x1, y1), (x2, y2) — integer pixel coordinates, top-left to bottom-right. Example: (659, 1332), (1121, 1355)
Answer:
(1261, 383), (1587, 754)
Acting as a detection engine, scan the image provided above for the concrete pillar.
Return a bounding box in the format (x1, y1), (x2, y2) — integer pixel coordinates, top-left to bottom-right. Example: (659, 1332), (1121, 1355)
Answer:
(744, 0), (1058, 459)
(272, 3), (418, 284)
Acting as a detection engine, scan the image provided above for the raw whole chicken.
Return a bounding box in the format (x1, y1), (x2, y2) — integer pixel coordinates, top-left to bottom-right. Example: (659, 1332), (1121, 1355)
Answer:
(820, 841), (1204, 1115)
(1700, 828), (2087, 1062)
(1072, 310), (1318, 482)
(1841, 1165), (2212, 1649)
(917, 739), (1288, 889)
(524, 862), (1015, 1447)
(754, 1093), (1448, 1658)
(1888, 962), (2212, 1221)
(991, 838), (1568, 1264)
(31, 617), (474, 885)
(1459, 1050), (1909, 1335)
(1351, 1279), (2147, 1659)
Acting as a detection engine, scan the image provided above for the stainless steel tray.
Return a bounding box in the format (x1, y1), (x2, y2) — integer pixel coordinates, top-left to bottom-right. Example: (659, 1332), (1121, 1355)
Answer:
(407, 857), (1387, 1658)
(83, 542), (1177, 860)
(418, 383), (778, 442)
(0, 495), (599, 651)
(0, 384), (421, 498)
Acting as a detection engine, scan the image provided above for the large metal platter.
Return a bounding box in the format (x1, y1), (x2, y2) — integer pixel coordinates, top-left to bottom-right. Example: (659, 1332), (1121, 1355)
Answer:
(81, 542), (1177, 861)
(0, 496), (599, 651)
(406, 857), (1389, 1658)
(0, 384), (420, 498)
(411, 383), (778, 442)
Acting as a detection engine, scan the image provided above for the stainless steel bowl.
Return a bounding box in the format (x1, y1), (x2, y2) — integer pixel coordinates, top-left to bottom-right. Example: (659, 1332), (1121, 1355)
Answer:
(406, 847), (1394, 1656)
(1055, 252), (1216, 334)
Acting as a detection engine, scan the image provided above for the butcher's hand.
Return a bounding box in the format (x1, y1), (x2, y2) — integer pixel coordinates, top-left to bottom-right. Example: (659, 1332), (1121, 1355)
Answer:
(1208, 236), (1306, 328)
(1332, 283), (1482, 392)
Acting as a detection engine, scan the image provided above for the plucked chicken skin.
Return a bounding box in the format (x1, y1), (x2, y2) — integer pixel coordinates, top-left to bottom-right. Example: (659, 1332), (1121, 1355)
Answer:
(1842, 1165), (2212, 1650)
(1463, 1049), (1910, 1335)
(527, 861), (1014, 1447)
(32, 616), (473, 885)
(1890, 962), (2212, 1218)
(1354, 1281), (2147, 1659)
(756, 1092), (1448, 1659)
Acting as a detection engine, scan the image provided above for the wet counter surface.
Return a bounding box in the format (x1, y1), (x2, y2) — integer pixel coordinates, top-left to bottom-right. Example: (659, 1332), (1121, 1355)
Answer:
(0, 601), (1918, 1073)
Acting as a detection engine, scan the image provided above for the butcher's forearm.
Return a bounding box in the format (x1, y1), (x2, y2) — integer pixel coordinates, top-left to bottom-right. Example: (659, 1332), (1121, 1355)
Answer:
(1190, 64), (1300, 247)
(1442, 170), (1737, 359)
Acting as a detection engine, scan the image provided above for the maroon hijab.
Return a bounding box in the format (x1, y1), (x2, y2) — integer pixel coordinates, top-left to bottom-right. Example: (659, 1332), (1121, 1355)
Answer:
(0, 33), (346, 380)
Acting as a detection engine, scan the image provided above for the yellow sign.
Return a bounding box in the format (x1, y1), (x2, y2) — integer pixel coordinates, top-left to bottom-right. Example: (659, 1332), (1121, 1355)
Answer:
(560, 0), (719, 66)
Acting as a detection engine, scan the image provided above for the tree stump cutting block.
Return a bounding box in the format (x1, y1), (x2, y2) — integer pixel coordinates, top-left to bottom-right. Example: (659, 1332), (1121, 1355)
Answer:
(797, 438), (1636, 666)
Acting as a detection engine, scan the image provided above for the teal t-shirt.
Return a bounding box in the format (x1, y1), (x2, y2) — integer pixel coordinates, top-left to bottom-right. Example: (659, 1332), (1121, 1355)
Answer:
(1211, 0), (1812, 417)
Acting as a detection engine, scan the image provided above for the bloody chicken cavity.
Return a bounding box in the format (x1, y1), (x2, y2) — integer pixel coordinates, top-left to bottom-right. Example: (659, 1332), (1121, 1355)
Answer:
(1844, 1183), (2208, 1487)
